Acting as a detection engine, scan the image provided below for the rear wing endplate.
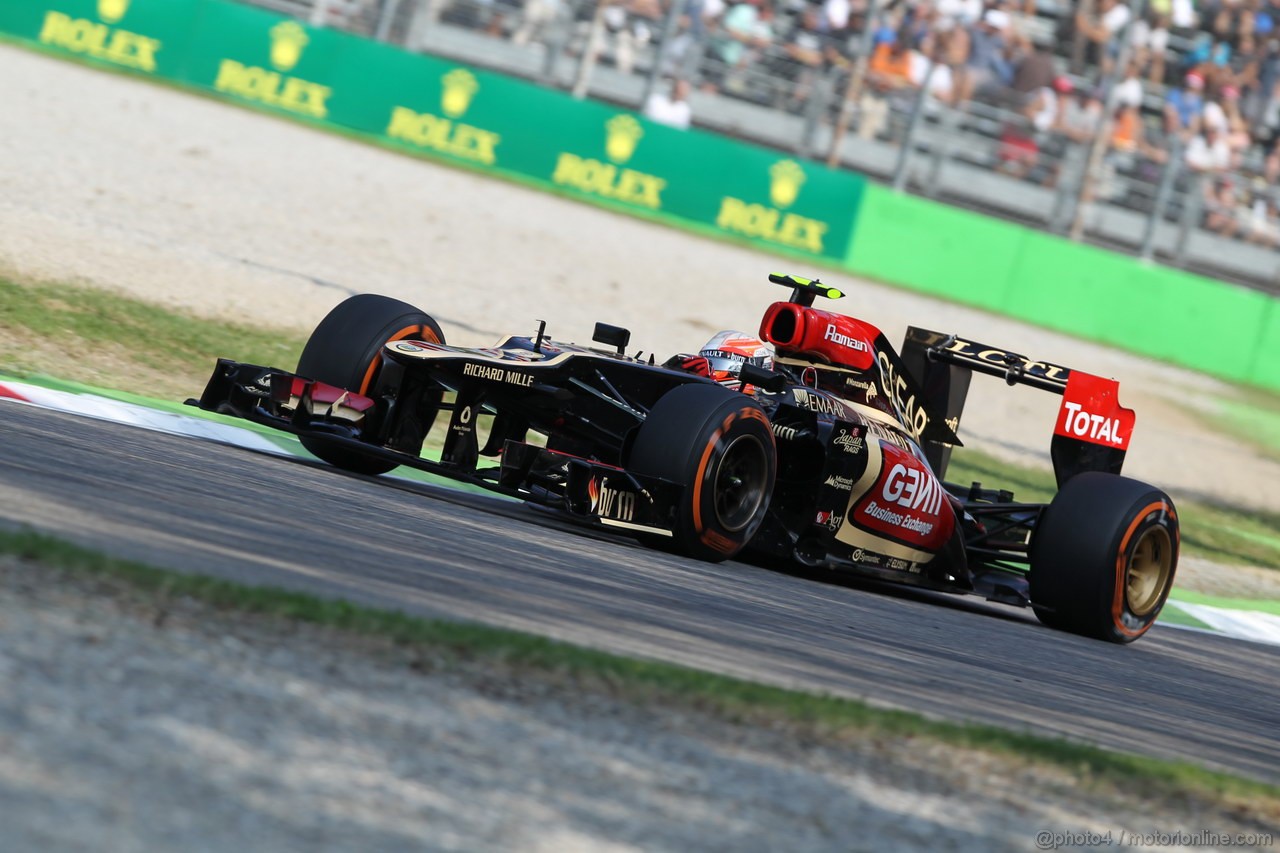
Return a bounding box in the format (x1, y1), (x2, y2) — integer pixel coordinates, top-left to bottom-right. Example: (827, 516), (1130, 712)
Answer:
(902, 328), (1134, 486)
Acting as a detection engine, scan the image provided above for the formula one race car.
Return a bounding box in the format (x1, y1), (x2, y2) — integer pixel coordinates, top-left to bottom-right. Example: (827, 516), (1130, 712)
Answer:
(192, 273), (1179, 643)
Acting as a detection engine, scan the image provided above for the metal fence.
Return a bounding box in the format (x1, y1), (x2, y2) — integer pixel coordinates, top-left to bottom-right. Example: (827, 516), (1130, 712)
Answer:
(238, 0), (1280, 293)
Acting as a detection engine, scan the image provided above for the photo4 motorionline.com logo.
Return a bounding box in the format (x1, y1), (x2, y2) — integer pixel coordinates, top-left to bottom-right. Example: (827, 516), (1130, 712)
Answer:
(1035, 829), (1274, 849)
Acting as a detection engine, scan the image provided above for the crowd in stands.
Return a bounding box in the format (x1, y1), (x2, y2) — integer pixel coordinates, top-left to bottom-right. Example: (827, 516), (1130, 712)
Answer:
(431, 0), (1280, 245)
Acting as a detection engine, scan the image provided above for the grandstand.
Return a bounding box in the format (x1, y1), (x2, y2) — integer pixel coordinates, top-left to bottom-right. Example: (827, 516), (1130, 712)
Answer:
(244, 0), (1280, 292)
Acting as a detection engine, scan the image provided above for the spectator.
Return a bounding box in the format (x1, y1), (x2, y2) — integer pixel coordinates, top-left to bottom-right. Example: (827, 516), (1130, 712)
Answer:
(998, 116), (1040, 178)
(1203, 177), (1241, 237)
(1044, 79), (1101, 189)
(922, 16), (971, 104)
(1169, 0), (1198, 29)
(859, 31), (916, 139)
(935, 0), (983, 27)
(643, 77), (694, 128)
(1255, 37), (1280, 127)
(1165, 71), (1207, 136)
(1220, 84), (1254, 154)
(511, 0), (565, 46)
(1023, 78), (1058, 131)
(1113, 60), (1145, 112)
(955, 8), (1013, 103)
(1075, 0), (1132, 75)
(1130, 9), (1171, 85)
(1005, 0), (1039, 36)
(782, 5), (829, 70)
(1245, 188), (1280, 246)
(779, 5), (847, 107)
(1212, 1), (1256, 55)
(601, 0), (661, 76)
(1054, 78), (1103, 143)
(658, 0), (727, 80)
(708, 0), (775, 92)
(900, 1), (939, 49)
(1110, 99), (1166, 162)
(1010, 38), (1056, 102)
(1202, 89), (1229, 134)
(909, 38), (957, 104)
(1186, 124), (1233, 171)
(823, 0), (852, 32)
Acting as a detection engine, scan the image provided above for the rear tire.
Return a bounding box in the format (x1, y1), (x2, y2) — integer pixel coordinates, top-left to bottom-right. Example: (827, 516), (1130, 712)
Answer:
(1029, 472), (1179, 643)
(628, 383), (776, 562)
(296, 294), (444, 475)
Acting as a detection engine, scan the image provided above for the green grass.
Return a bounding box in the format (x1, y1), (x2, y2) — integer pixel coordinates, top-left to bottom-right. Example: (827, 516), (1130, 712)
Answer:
(1219, 398), (1280, 465)
(1168, 589), (1280, 618)
(2, 526), (1277, 809)
(1152, 605), (1215, 630)
(0, 276), (307, 389)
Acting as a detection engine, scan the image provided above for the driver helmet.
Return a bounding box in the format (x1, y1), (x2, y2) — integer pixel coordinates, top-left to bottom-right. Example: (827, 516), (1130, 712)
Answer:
(699, 331), (773, 385)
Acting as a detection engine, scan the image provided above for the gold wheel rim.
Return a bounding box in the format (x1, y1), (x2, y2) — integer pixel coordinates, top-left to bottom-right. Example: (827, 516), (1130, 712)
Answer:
(1126, 525), (1173, 616)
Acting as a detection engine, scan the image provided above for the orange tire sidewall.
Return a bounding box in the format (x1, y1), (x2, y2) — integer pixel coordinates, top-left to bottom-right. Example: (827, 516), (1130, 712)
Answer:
(358, 324), (441, 395)
(689, 405), (774, 556)
(1110, 500), (1179, 639)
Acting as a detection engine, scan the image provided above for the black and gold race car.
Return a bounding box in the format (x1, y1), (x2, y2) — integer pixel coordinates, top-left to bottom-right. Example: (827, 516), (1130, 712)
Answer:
(192, 273), (1179, 643)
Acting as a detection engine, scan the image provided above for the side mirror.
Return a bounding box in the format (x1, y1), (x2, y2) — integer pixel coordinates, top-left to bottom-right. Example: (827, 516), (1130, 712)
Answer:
(740, 362), (789, 393)
(593, 322), (631, 356)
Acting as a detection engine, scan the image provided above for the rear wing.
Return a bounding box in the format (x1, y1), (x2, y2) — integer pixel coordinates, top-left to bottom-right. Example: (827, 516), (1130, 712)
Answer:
(901, 328), (1134, 487)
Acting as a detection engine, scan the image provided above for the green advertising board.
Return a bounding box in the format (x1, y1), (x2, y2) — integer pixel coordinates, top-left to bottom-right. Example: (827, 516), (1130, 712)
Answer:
(847, 185), (1280, 391)
(1, 0), (863, 261)
(1, 0), (197, 77)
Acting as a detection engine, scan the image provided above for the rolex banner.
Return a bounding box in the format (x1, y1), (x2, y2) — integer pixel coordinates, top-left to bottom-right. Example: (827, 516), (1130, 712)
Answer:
(3, 0), (864, 260)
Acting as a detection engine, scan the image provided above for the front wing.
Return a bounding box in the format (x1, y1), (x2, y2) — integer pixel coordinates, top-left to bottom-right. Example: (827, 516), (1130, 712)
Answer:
(188, 359), (681, 538)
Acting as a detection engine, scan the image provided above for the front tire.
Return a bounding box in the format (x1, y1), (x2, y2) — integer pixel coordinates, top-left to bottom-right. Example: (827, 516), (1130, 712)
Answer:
(296, 294), (444, 475)
(1029, 472), (1179, 643)
(628, 383), (776, 562)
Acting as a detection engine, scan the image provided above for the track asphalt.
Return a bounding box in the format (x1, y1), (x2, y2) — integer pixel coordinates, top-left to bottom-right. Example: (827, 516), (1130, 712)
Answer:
(1, 397), (1277, 784)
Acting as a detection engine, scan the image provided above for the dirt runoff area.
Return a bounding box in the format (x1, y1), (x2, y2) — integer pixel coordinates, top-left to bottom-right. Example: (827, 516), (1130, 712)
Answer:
(1, 555), (1274, 852)
(2, 44), (1278, 514)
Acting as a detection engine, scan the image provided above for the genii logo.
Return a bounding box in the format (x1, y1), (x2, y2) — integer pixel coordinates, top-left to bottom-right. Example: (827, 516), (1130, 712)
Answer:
(881, 462), (942, 516)
(849, 443), (954, 551)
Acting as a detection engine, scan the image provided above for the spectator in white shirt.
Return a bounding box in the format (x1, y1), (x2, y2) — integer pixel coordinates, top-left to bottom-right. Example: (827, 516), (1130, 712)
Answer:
(823, 0), (850, 31)
(643, 78), (694, 129)
(1185, 125), (1233, 172)
(1113, 60), (1144, 111)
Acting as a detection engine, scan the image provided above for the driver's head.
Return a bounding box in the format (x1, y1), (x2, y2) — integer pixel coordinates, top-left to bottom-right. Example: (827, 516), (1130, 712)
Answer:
(699, 331), (773, 385)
